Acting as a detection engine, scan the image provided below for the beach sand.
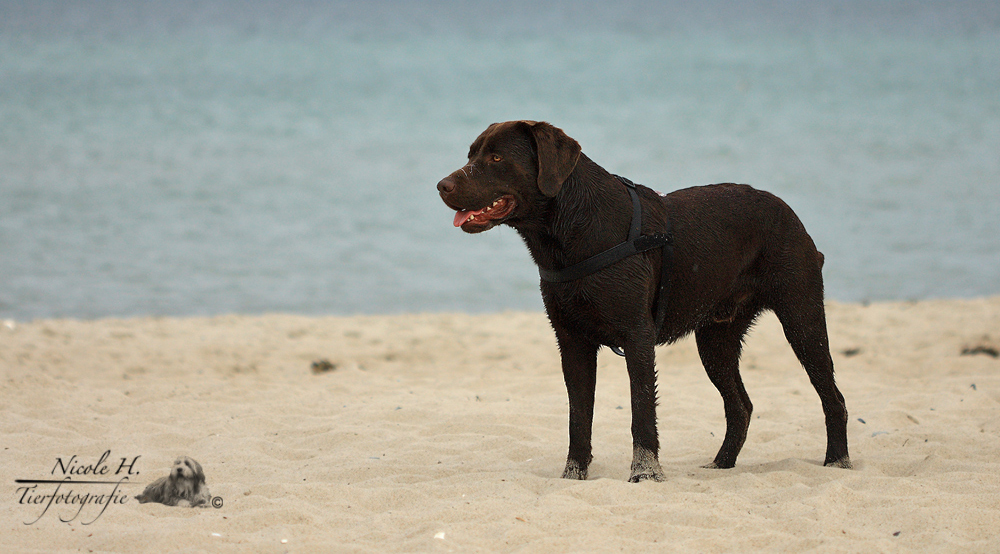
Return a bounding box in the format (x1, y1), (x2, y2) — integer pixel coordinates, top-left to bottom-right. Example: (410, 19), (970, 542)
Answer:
(2, 298), (999, 552)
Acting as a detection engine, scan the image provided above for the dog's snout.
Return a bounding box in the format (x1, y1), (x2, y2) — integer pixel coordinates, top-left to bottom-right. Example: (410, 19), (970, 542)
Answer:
(437, 177), (456, 195)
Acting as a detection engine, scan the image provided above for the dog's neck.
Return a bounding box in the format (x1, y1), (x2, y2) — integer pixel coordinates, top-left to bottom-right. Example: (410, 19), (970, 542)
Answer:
(511, 154), (635, 273)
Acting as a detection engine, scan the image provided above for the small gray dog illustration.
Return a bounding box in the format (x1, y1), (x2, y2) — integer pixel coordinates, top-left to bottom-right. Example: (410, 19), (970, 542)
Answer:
(135, 456), (211, 507)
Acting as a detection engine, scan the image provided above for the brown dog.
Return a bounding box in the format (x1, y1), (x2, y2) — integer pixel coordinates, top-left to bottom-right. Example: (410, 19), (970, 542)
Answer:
(437, 121), (851, 482)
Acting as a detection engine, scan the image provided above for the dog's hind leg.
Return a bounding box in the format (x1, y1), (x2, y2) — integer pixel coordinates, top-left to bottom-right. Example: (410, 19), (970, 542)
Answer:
(696, 314), (757, 469)
(554, 325), (600, 480)
(773, 295), (852, 469)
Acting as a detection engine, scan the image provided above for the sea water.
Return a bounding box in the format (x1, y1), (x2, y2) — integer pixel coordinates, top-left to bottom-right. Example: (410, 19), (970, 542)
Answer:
(1, 0), (998, 320)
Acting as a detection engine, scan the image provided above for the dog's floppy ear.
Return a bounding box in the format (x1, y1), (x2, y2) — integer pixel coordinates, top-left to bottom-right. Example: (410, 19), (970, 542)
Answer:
(190, 458), (207, 485)
(527, 121), (581, 197)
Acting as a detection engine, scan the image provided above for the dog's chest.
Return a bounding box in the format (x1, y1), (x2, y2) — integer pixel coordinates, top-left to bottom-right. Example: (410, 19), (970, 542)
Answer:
(544, 286), (630, 347)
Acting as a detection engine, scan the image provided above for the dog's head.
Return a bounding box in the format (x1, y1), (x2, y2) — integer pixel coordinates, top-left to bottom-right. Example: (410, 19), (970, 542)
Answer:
(169, 456), (206, 492)
(437, 120), (581, 233)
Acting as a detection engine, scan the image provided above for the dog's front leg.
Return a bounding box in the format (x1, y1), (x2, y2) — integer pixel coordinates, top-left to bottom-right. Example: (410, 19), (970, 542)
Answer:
(553, 324), (599, 480)
(625, 331), (665, 482)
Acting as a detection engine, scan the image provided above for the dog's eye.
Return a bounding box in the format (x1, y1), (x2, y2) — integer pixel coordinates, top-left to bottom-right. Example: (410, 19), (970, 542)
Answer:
(491, 154), (503, 163)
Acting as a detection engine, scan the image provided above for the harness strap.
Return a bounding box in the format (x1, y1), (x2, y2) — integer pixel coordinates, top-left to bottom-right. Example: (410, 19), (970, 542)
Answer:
(537, 175), (674, 357)
(654, 218), (674, 332)
(538, 177), (669, 283)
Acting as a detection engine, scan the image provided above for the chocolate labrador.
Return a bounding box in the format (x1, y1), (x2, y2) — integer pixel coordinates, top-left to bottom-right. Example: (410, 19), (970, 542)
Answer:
(437, 120), (851, 482)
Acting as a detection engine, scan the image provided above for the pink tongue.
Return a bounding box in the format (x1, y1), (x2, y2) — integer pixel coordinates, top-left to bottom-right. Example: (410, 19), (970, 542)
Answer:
(453, 209), (484, 227)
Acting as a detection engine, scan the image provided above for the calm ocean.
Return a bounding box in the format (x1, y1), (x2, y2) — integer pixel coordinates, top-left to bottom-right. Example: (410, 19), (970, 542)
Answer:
(2, 1), (998, 320)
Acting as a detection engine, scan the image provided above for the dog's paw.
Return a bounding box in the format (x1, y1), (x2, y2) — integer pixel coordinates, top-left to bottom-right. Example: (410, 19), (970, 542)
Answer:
(561, 459), (588, 480)
(628, 468), (665, 483)
(825, 455), (853, 469)
(701, 459), (736, 469)
(628, 447), (665, 482)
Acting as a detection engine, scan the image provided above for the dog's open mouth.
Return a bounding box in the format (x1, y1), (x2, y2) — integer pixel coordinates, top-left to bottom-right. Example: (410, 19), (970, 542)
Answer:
(452, 195), (516, 230)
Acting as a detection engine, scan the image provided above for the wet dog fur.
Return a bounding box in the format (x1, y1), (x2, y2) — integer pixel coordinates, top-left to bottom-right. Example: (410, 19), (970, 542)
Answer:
(437, 120), (851, 482)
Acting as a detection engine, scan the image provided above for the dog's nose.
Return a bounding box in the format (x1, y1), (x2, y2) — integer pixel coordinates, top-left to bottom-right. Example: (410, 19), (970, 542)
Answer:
(437, 177), (455, 194)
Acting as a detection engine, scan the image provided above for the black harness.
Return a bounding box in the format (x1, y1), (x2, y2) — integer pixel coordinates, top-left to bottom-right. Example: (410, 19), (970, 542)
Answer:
(538, 176), (674, 356)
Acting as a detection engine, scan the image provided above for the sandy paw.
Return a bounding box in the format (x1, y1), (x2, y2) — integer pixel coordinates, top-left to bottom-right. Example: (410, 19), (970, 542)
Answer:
(629, 447), (665, 482)
(825, 456), (853, 469)
(562, 459), (588, 480)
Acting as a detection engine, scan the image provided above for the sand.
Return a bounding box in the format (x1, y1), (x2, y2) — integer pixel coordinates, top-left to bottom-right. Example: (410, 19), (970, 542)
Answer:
(2, 298), (999, 552)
